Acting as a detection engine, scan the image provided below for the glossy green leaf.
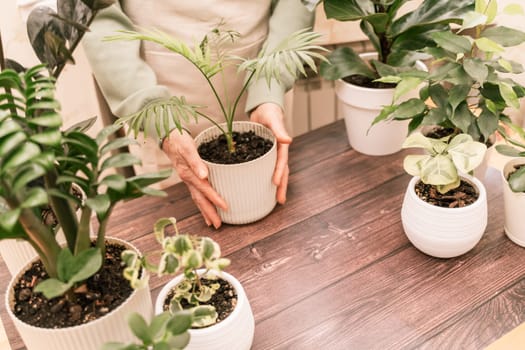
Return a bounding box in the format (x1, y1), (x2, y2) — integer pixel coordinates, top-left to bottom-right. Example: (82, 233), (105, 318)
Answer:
(0, 132), (26, 157)
(496, 144), (522, 157)
(100, 174), (127, 193)
(85, 194), (111, 220)
(148, 312), (172, 339)
(27, 111), (62, 127)
(475, 37), (504, 53)
(430, 31), (471, 54)
(320, 47), (376, 80)
(482, 26), (525, 47)
(0, 208), (22, 232)
(451, 102), (475, 133)
(58, 247), (102, 284)
(499, 82), (520, 109)
(101, 153), (141, 172)
(12, 164), (47, 192)
(30, 129), (62, 146)
(485, 0), (498, 23)
(463, 58), (488, 84)
(393, 77), (423, 102)
(2, 142), (40, 172)
(20, 187), (48, 208)
(460, 11), (487, 31)
(34, 278), (71, 299)
(100, 137), (139, 155)
(448, 84), (471, 111)
(166, 310), (193, 335)
(389, 98), (426, 120)
(508, 166), (525, 192)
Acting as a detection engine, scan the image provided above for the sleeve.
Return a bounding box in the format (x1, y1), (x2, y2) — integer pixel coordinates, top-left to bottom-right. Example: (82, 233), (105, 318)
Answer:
(81, 2), (171, 119)
(244, 0), (315, 113)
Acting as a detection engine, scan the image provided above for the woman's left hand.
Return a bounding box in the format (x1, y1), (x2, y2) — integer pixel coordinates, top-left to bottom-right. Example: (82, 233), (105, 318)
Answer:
(250, 102), (292, 204)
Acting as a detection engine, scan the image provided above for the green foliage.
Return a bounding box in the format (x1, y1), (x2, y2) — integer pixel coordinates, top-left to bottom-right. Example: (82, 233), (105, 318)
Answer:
(402, 132), (487, 193)
(122, 217), (230, 328)
(377, 1), (525, 145)
(0, 0), (170, 296)
(106, 27), (327, 152)
(310, 0), (473, 81)
(495, 121), (525, 193)
(101, 308), (214, 350)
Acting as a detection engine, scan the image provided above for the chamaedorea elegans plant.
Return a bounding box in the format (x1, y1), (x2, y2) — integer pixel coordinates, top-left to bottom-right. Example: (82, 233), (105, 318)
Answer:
(106, 27), (327, 153)
(402, 132), (487, 201)
(122, 217), (230, 328)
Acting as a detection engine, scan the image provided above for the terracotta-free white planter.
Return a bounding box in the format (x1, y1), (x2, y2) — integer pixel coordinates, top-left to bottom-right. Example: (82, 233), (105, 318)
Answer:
(335, 53), (425, 156)
(502, 158), (525, 247)
(5, 237), (153, 350)
(155, 270), (254, 350)
(401, 175), (488, 258)
(194, 121), (277, 224)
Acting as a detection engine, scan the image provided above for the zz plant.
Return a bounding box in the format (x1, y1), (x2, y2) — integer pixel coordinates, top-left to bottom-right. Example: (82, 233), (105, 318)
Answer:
(106, 27), (327, 153)
(0, 0), (171, 299)
(402, 132), (487, 194)
(122, 217), (230, 328)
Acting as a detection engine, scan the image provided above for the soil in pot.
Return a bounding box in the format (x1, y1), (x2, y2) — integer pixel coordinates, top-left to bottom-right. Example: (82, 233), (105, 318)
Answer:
(12, 242), (134, 328)
(343, 74), (396, 89)
(162, 277), (237, 328)
(198, 131), (272, 164)
(415, 180), (479, 208)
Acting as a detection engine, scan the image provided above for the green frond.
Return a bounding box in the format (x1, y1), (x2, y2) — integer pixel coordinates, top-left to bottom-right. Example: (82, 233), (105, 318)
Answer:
(118, 96), (201, 139)
(239, 29), (328, 87)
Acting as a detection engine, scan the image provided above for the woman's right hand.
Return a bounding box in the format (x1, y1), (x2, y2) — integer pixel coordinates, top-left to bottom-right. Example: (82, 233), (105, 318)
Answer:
(161, 129), (227, 229)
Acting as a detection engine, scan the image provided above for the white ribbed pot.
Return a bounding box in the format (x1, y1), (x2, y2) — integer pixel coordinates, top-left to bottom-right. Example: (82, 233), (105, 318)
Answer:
(401, 175), (488, 258)
(335, 53), (425, 156)
(5, 237), (153, 350)
(155, 270), (254, 350)
(195, 121), (277, 224)
(502, 158), (525, 247)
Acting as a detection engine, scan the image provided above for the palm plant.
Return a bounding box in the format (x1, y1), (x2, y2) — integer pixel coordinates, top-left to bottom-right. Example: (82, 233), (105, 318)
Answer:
(106, 27), (327, 153)
(0, 0), (170, 298)
(308, 0), (473, 83)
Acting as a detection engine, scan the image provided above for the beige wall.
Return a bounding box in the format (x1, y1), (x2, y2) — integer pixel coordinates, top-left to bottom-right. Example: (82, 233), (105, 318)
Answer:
(0, 0), (102, 136)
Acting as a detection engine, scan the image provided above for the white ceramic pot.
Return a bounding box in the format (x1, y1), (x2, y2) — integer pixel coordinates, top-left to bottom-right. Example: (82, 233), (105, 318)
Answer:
(335, 52), (425, 156)
(155, 270), (254, 350)
(401, 175), (488, 258)
(5, 237), (153, 350)
(502, 158), (525, 247)
(194, 121), (277, 224)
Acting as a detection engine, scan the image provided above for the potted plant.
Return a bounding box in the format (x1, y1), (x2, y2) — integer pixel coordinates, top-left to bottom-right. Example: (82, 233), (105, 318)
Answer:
(0, 1), (171, 349)
(106, 27), (327, 224)
(495, 125), (525, 247)
(121, 217), (253, 350)
(306, 0), (472, 155)
(400, 132), (488, 258)
(376, 0), (525, 177)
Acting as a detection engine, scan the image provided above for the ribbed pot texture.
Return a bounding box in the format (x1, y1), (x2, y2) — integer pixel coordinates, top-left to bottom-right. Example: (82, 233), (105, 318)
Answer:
(194, 121), (277, 224)
(5, 237), (153, 350)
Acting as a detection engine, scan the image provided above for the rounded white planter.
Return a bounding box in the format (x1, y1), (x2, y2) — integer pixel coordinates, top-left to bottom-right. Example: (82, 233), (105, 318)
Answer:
(194, 121), (277, 224)
(335, 53), (424, 156)
(5, 237), (153, 350)
(502, 158), (525, 247)
(401, 175), (488, 258)
(155, 270), (254, 350)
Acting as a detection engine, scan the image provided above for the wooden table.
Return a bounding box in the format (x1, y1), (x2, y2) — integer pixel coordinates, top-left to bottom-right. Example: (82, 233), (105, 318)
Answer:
(2, 120), (525, 349)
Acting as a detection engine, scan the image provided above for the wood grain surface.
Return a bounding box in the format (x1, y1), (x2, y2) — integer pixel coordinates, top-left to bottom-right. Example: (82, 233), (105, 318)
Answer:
(1, 120), (524, 350)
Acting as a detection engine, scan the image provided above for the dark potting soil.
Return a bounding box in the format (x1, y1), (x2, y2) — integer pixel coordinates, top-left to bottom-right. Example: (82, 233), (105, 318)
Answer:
(197, 131), (272, 164)
(343, 74), (396, 89)
(425, 127), (457, 140)
(12, 242), (134, 328)
(415, 180), (479, 208)
(162, 277), (237, 328)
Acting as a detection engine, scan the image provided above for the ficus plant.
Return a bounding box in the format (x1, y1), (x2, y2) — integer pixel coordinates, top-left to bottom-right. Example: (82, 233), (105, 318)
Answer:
(106, 27), (327, 153)
(305, 0), (473, 83)
(402, 132), (487, 194)
(0, 0), (171, 299)
(374, 0), (525, 143)
(121, 217), (230, 328)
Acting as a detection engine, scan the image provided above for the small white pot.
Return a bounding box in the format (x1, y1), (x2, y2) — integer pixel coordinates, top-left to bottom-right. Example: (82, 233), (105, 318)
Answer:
(502, 158), (525, 247)
(194, 121), (277, 224)
(401, 175), (487, 258)
(335, 52), (425, 156)
(155, 270), (254, 350)
(5, 237), (153, 350)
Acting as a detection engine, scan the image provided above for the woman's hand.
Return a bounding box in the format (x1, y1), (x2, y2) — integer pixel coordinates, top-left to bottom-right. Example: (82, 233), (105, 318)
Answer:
(250, 102), (292, 204)
(162, 129), (227, 229)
